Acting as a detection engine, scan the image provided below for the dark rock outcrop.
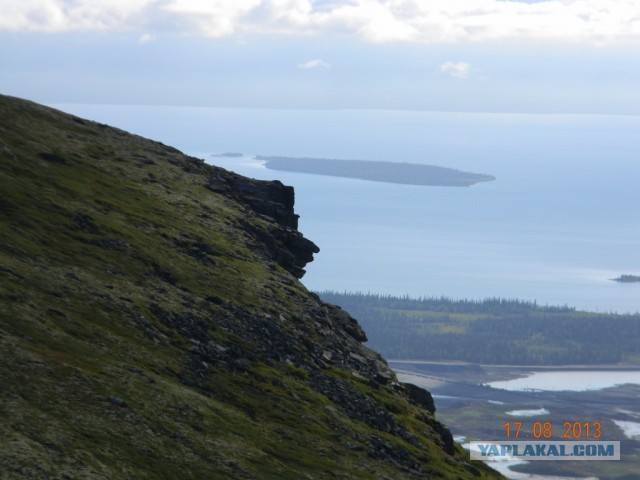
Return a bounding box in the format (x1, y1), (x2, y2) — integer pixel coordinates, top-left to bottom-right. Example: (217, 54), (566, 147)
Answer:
(401, 381), (436, 414)
(206, 173), (319, 278)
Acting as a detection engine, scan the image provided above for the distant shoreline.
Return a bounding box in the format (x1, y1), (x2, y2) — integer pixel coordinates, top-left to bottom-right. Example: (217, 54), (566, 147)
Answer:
(612, 274), (640, 283)
(211, 152), (243, 158)
(389, 361), (640, 387)
(256, 155), (496, 187)
(389, 360), (640, 370)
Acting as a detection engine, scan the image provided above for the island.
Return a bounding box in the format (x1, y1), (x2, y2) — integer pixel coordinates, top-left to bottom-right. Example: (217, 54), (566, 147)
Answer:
(612, 274), (640, 283)
(257, 155), (496, 187)
(211, 152), (243, 158)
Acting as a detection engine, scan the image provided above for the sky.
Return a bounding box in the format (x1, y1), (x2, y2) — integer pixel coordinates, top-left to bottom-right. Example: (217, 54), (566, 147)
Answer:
(1, 0), (639, 113)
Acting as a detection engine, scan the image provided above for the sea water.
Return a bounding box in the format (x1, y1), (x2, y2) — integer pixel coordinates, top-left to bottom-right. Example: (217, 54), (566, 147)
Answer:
(52, 104), (640, 313)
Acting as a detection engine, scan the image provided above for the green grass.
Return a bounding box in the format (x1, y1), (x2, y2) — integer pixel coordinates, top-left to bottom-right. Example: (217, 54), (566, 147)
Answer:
(0, 94), (505, 479)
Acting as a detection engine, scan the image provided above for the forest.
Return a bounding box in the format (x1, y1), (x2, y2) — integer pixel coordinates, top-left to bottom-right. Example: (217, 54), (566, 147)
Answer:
(318, 291), (640, 365)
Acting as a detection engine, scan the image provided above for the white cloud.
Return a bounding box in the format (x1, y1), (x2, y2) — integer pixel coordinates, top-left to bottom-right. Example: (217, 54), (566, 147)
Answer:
(159, 0), (263, 38)
(138, 32), (155, 44)
(0, 0), (152, 32)
(439, 61), (472, 79)
(298, 59), (332, 70)
(1, 0), (640, 45)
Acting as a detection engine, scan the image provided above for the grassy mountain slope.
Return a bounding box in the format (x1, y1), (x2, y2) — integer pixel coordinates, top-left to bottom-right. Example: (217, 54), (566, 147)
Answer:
(0, 95), (503, 479)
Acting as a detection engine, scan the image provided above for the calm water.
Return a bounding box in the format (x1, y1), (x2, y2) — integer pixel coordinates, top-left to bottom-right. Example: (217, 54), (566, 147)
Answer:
(53, 104), (640, 313)
(486, 370), (640, 392)
(613, 420), (640, 439)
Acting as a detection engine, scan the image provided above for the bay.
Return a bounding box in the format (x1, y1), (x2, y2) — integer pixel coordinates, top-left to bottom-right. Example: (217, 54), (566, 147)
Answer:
(52, 104), (640, 313)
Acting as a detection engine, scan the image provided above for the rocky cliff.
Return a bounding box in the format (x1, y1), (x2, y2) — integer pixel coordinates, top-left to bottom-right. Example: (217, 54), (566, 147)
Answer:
(0, 94), (503, 479)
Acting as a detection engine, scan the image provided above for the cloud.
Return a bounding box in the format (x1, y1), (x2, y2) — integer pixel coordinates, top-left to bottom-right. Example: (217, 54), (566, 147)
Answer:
(159, 0), (263, 38)
(138, 32), (155, 44)
(0, 0), (152, 32)
(298, 59), (332, 70)
(2, 0), (640, 45)
(439, 61), (472, 79)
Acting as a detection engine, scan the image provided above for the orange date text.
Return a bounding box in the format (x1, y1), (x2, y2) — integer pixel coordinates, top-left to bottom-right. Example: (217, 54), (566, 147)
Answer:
(504, 421), (602, 440)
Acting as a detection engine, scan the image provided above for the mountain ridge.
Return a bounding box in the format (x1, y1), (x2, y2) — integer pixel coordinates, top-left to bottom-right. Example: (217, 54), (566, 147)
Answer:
(0, 94), (503, 479)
